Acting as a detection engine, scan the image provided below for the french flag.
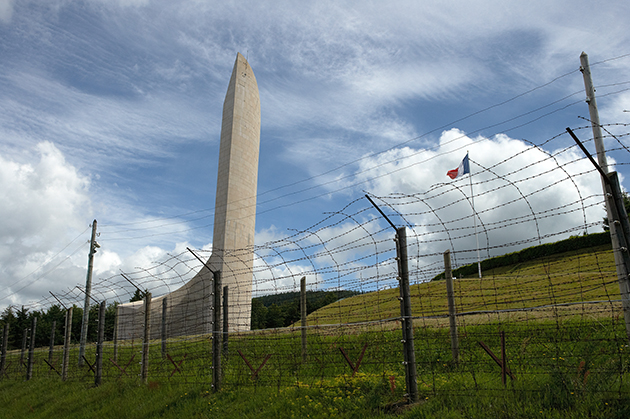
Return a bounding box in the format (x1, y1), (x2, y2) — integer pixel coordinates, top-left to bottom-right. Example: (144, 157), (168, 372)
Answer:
(447, 154), (470, 179)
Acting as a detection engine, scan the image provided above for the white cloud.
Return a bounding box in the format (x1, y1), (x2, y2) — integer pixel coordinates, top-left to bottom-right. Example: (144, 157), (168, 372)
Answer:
(0, 142), (92, 307)
(0, 0), (13, 24)
(0, 142), (91, 254)
(354, 129), (605, 272)
(2, 0), (629, 310)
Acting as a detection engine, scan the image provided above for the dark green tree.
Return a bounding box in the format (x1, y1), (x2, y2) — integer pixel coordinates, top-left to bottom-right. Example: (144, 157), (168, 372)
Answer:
(105, 302), (118, 341)
(282, 301), (299, 327)
(250, 299), (268, 329)
(129, 288), (147, 302)
(266, 304), (285, 328)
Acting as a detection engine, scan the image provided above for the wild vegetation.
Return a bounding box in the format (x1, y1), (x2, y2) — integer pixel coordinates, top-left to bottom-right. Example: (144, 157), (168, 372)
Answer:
(0, 303), (117, 351)
(1, 236), (628, 418)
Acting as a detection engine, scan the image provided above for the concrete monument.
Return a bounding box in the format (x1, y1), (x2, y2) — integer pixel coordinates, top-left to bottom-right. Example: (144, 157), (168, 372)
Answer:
(117, 52), (260, 338)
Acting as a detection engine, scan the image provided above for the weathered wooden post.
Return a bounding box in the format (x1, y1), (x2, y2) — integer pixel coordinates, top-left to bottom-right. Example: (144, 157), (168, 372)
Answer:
(567, 127), (630, 342)
(443, 250), (460, 364)
(300, 276), (307, 362)
(79, 220), (98, 367)
(212, 271), (222, 392)
(500, 331), (507, 386)
(1, 323), (9, 379)
(222, 286), (228, 354)
(161, 297), (167, 358)
(48, 320), (56, 365)
(20, 328), (28, 367)
(366, 194), (418, 403)
(141, 292), (152, 384)
(95, 301), (106, 386)
(396, 227), (418, 403)
(606, 172), (630, 341)
(113, 305), (119, 363)
(62, 307), (73, 381)
(26, 317), (37, 380)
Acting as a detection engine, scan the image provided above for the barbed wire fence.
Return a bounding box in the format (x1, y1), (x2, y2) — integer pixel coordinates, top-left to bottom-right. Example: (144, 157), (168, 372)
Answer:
(2, 123), (630, 405)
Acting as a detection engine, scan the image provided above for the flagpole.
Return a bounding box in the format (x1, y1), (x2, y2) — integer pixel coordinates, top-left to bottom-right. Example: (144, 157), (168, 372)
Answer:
(467, 152), (482, 279)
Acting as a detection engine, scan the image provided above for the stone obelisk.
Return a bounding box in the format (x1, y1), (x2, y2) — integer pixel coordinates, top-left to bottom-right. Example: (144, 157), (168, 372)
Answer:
(116, 53), (260, 338)
(207, 52), (260, 330)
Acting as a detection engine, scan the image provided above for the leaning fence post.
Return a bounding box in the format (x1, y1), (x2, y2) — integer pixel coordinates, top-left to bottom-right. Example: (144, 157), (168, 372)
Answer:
(0, 322), (8, 379)
(62, 307), (73, 381)
(300, 276), (307, 362)
(161, 297), (167, 358)
(222, 286), (229, 354)
(396, 227), (418, 403)
(95, 301), (106, 386)
(366, 195), (418, 403)
(567, 129), (630, 342)
(26, 317), (37, 380)
(443, 250), (460, 364)
(606, 172), (630, 342)
(141, 292), (152, 384)
(212, 271), (222, 392)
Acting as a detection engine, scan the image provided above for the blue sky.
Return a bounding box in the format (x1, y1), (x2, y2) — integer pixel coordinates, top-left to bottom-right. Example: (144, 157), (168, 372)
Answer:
(1, 0), (630, 309)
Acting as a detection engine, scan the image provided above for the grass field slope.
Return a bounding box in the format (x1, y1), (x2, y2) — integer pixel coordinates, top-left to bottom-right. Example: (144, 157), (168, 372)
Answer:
(308, 239), (620, 326)
(1, 235), (629, 419)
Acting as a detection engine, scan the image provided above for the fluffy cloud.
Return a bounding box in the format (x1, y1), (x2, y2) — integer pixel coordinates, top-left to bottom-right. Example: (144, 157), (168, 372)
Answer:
(352, 129), (605, 277)
(0, 142), (92, 307)
(2, 0), (628, 310)
(250, 128), (607, 290)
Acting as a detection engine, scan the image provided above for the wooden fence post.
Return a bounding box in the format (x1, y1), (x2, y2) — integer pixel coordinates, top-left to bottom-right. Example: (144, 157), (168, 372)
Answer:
(26, 317), (37, 380)
(605, 172), (630, 342)
(161, 297), (167, 358)
(113, 305), (119, 363)
(62, 307), (73, 381)
(443, 250), (460, 364)
(141, 293), (152, 384)
(20, 328), (28, 367)
(222, 286), (228, 354)
(1, 322), (9, 379)
(48, 320), (56, 366)
(212, 271), (222, 392)
(396, 227), (418, 403)
(300, 276), (307, 362)
(95, 301), (106, 386)
(365, 195), (418, 403)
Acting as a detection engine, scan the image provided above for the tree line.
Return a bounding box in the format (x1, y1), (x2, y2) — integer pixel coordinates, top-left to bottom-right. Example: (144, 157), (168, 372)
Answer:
(0, 289), (359, 349)
(251, 290), (359, 329)
(0, 303), (117, 351)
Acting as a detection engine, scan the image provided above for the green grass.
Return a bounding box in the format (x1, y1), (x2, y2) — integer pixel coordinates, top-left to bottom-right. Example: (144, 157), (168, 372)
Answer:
(2, 318), (629, 418)
(1, 244), (629, 418)
(2, 318), (629, 419)
(309, 244), (618, 325)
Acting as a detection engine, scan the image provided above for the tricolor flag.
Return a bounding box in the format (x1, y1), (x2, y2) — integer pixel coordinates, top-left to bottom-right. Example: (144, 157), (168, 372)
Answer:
(446, 154), (470, 179)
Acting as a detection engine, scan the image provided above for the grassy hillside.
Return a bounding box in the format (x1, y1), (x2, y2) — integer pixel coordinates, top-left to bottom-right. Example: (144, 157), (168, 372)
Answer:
(307, 243), (619, 326)
(432, 232), (611, 280)
(2, 239), (627, 419)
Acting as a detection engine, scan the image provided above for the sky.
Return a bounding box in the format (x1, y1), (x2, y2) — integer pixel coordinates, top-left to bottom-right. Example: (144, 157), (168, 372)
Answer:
(1, 0), (630, 311)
